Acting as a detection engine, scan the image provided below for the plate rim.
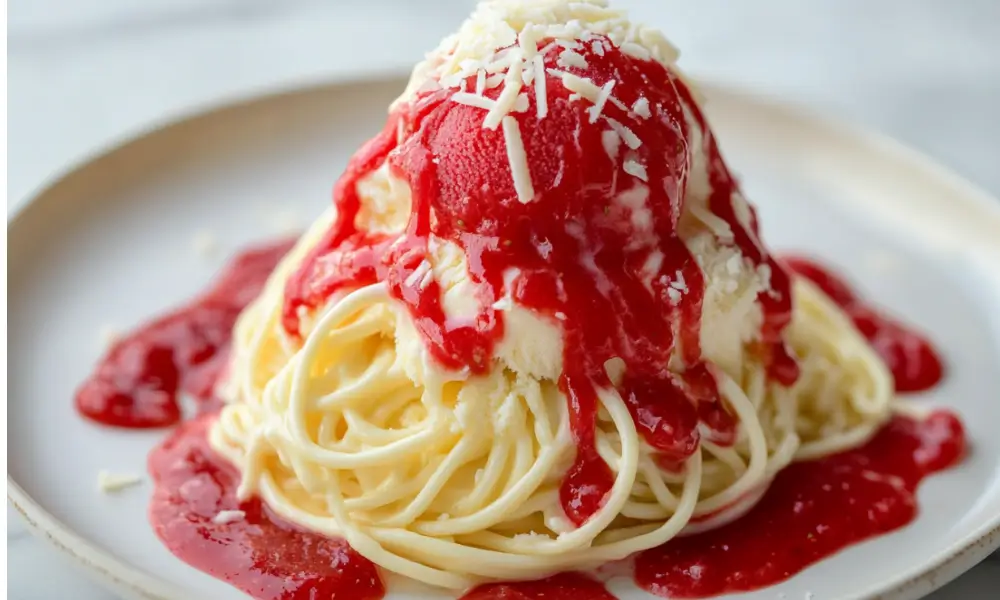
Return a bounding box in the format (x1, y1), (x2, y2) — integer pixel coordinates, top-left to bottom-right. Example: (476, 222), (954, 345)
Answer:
(8, 73), (1000, 600)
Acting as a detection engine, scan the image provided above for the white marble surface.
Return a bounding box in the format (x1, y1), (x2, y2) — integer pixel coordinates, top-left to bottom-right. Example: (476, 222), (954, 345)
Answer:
(7, 0), (1000, 598)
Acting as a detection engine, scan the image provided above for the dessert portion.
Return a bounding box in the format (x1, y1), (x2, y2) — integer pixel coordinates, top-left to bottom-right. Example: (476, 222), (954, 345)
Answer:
(72, 0), (964, 597)
(207, 0), (893, 589)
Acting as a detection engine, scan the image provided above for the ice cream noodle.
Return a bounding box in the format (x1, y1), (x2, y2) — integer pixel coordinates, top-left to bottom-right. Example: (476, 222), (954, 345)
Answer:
(208, 0), (895, 589)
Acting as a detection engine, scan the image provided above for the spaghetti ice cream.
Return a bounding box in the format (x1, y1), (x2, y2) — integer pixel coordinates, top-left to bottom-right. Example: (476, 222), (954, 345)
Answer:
(209, 0), (892, 589)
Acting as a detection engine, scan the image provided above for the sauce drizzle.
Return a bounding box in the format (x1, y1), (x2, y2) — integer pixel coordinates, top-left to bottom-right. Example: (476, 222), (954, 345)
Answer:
(281, 36), (794, 524)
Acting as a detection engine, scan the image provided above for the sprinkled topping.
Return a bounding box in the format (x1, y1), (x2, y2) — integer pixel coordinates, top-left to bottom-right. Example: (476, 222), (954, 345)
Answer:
(632, 97), (651, 118)
(476, 69), (487, 94)
(624, 157), (648, 182)
(521, 64), (535, 85)
(452, 92), (498, 110)
(518, 24), (540, 57)
(588, 80), (616, 123)
(671, 269), (688, 291)
(551, 69), (603, 104)
(558, 48), (589, 70)
(212, 510), (247, 525)
(621, 42), (651, 60)
(533, 55), (548, 119)
(502, 116), (535, 203)
(605, 117), (642, 149)
(97, 470), (142, 493)
(483, 58), (524, 129)
(404, 260), (434, 288)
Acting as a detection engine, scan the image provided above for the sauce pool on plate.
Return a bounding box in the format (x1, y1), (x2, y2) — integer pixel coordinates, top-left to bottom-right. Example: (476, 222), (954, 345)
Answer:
(74, 239), (295, 428)
(461, 572), (616, 600)
(149, 413), (385, 600)
(634, 411), (965, 598)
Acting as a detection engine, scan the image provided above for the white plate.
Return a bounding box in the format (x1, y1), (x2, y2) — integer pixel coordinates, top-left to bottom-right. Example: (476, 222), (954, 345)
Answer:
(8, 76), (1000, 600)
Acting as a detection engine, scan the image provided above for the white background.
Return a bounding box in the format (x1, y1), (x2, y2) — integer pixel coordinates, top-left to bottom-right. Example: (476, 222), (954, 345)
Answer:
(7, 0), (1000, 598)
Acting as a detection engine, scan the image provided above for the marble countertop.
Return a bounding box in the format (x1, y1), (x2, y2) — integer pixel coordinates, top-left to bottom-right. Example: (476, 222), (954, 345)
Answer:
(8, 0), (1000, 597)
